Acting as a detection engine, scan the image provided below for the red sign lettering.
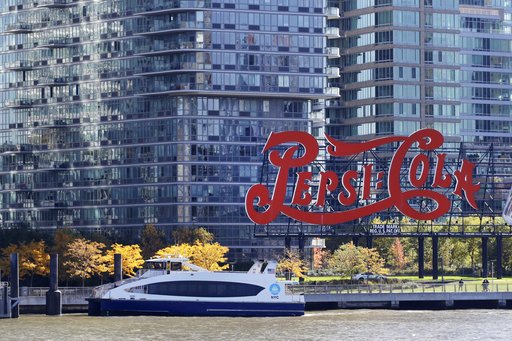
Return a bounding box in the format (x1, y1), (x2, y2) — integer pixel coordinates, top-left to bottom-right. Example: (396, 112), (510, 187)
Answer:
(245, 129), (480, 225)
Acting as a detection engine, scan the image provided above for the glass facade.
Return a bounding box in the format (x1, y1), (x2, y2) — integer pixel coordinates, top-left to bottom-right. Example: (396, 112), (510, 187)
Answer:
(328, 0), (461, 143)
(460, 0), (512, 146)
(0, 0), (334, 258)
(326, 0), (512, 214)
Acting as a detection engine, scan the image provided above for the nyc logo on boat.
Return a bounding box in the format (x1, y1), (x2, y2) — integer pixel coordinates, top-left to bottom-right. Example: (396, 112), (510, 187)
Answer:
(269, 284), (281, 297)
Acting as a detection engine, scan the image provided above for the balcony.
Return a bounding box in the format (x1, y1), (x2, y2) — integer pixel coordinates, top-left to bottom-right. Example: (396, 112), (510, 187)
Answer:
(326, 87), (340, 97)
(39, 77), (69, 86)
(135, 62), (201, 75)
(325, 27), (340, 39)
(38, 0), (79, 8)
(325, 99), (342, 108)
(38, 37), (73, 48)
(312, 100), (325, 111)
(136, 41), (205, 55)
(5, 99), (37, 109)
(5, 23), (33, 34)
(6, 60), (34, 71)
(326, 47), (340, 58)
(325, 7), (340, 19)
(326, 67), (340, 78)
(137, 0), (205, 15)
(138, 21), (206, 35)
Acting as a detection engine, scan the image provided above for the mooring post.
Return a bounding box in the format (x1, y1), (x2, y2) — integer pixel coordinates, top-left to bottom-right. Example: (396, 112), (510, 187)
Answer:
(114, 253), (123, 282)
(418, 236), (424, 279)
(3, 285), (8, 317)
(432, 235), (438, 280)
(10, 253), (19, 318)
(482, 237), (488, 278)
(46, 253), (62, 315)
(496, 235), (503, 279)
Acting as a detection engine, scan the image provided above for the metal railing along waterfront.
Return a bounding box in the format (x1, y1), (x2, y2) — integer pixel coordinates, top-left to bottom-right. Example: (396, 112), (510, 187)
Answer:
(20, 287), (94, 298)
(286, 282), (512, 295)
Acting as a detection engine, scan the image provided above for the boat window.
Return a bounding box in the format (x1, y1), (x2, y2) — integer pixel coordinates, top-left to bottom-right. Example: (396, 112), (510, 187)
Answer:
(146, 281), (264, 297)
(170, 262), (182, 271)
(144, 262), (165, 270)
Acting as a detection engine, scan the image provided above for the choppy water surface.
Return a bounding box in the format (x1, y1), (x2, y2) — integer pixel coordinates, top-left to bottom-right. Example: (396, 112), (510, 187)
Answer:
(2, 310), (512, 341)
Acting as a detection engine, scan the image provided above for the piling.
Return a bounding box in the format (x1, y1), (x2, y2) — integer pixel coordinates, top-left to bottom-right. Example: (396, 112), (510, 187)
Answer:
(114, 253), (123, 282)
(46, 254), (62, 315)
(10, 253), (19, 318)
(1, 285), (10, 318)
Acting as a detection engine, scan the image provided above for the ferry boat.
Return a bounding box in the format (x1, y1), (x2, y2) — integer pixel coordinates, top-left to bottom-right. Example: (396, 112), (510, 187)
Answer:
(87, 256), (304, 317)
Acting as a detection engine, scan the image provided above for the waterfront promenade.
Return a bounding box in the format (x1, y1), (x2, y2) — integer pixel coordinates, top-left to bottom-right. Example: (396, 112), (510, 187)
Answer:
(290, 281), (512, 309)
(5, 281), (512, 313)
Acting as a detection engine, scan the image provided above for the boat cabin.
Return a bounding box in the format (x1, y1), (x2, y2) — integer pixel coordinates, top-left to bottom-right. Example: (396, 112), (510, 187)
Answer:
(139, 256), (206, 277)
(144, 259), (182, 272)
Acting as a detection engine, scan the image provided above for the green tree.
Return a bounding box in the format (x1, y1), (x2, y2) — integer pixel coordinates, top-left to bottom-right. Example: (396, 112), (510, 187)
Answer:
(360, 247), (388, 274)
(64, 238), (107, 286)
(140, 224), (166, 259)
(328, 242), (387, 277)
(328, 242), (365, 277)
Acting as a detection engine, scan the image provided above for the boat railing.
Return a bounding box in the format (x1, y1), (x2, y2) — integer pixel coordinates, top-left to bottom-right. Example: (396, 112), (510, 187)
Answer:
(91, 283), (115, 299)
(137, 268), (167, 278)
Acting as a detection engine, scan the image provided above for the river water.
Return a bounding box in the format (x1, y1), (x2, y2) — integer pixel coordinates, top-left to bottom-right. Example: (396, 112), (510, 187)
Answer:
(1, 310), (512, 340)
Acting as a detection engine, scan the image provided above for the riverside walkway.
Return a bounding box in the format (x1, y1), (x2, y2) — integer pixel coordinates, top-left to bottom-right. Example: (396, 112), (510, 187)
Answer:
(289, 281), (512, 309)
(14, 287), (93, 313)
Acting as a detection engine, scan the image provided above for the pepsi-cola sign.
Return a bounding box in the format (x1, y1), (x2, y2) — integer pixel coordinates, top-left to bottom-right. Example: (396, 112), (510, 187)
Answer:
(245, 129), (480, 225)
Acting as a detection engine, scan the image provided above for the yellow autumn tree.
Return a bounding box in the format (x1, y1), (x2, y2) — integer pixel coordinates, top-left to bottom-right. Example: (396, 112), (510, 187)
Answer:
(22, 241), (50, 286)
(155, 242), (229, 271)
(0, 241), (50, 285)
(0, 244), (23, 279)
(155, 243), (194, 259)
(64, 238), (107, 286)
(105, 243), (145, 277)
(277, 248), (308, 278)
(191, 242), (229, 271)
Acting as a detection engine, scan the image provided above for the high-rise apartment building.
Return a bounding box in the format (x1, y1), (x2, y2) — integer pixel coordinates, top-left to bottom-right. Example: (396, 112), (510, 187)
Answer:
(0, 0), (336, 258)
(327, 0), (512, 214)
